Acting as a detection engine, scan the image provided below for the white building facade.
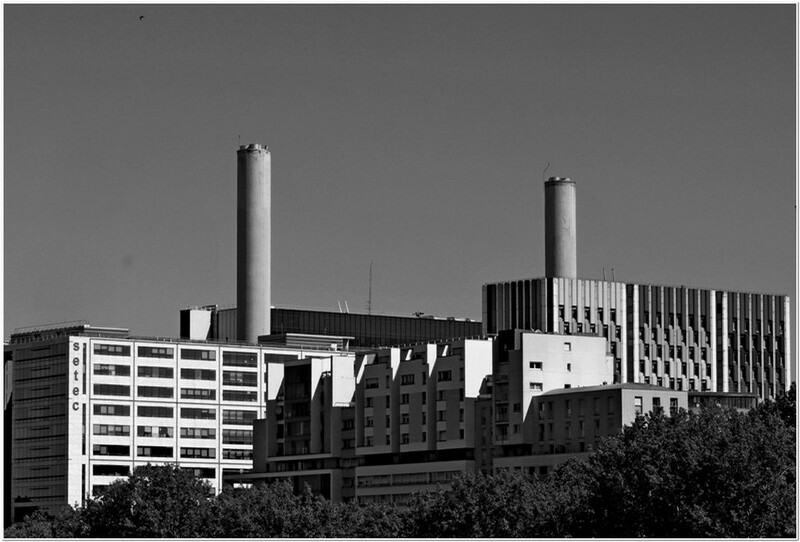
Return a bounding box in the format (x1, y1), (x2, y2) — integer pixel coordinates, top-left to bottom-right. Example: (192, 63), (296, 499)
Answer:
(6, 323), (352, 522)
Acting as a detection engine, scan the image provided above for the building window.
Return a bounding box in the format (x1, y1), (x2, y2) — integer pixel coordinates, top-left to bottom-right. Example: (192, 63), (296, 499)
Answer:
(138, 425), (173, 438)
(180, 349), (216, 361)
(401, 393), (410, 404)
(634, 396), (643, 416)
(401, 374), (415, 385)
(653, 397), (661, 411)
(670, 398), (679, 416)
(222, 409), (257, 425)
(564, 342), (572, 352)
(137, 386), (173, 399)
(94, 404), (131, 416)
(181, 447), (216, 459)
(180, 407), (215, 420)
(138, 346), (174, 359)
(365, 437), (373, 447)
(180, 368), (216, 381)
(438, 370), (452, 382)
(93, 444), (130, 457)
(137, 446), (173, 458)
(93, 464), (130, 476)
(94, 344), (131, 357)
(530, 382), (543, 391)
(138, 366), (174, 379)
(538, 403), (545, 419)
(437, 390), (447, 401)
(437, 410), (446, 422)
(365, 378), (379, 389)
(181, 388), (216, 400)
(422, 372), (427, 384)
(401, 433), (410, 444)
(513, 403), (521, 413)
(222, 351), (257, 367)
(422, 411), (427, 425)
(421, 392), (426, 405)
(365, 397), (374, 407)
(365, 416), (374, 427)
(222, 371), (258, 387)
(181, 427), (216, 439)
(438, 430), (447, 442)
(93, 424), (130, 436)
(529, 361), (543, 370)
(94, 364), (131, 377)
(400, 413), (409, 425)
(565, 400), (572, 416)
(93, 384), (130, 397)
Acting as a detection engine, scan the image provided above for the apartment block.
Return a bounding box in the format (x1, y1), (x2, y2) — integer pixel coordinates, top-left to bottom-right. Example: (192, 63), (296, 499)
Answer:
(493, 383), (690, 475)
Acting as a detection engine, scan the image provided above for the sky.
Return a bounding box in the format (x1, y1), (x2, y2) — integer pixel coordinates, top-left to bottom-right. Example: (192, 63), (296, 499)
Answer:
(4, 5), (797, 365)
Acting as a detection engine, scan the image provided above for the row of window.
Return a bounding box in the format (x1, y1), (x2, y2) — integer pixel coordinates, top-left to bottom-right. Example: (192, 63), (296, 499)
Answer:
(94, 344), (295, 366)
(92, 384), (258, 401)
(94, 428), (254, 446)
(93, 465), (217, 478)
(94, 404), (257, 423)
(92, 444), (250, 459)
(537, 397), (616, 420)
(93, 367), (257, 383)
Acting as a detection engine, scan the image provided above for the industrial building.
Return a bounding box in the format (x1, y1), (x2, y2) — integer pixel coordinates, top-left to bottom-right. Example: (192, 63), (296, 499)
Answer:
(4, 144), (789, 520)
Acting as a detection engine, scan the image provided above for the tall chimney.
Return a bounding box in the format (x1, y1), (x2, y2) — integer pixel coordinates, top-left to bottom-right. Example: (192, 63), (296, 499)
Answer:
(544, 176), (577, 278)
(237, 144), (271, 343)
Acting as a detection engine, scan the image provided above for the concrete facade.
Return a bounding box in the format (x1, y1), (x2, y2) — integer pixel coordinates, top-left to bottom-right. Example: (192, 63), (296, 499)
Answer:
(493, 383), (689, 474)
(483, 278), (790, 401)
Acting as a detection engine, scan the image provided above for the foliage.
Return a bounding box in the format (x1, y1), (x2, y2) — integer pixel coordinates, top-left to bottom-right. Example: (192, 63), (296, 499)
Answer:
(82, 463), (214, 537)
(404, 469), (543, 537)
(565, 404), (796, 537)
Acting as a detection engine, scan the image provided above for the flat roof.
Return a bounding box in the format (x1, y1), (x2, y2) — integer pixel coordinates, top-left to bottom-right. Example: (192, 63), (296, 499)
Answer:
(540, 382), (682, 396)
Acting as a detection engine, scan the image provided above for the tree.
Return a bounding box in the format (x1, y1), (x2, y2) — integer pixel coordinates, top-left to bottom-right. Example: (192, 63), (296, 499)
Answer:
(404, 469), (542, 537)
(563, 405), (796, 537)
(82, 464), (214, 537)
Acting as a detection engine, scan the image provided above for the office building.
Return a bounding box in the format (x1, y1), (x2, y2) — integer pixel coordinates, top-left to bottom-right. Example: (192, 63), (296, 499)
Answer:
(5, 322), (353, 522)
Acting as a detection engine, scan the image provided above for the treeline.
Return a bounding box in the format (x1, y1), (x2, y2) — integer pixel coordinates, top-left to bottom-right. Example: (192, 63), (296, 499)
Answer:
(6, 387), (795, 538)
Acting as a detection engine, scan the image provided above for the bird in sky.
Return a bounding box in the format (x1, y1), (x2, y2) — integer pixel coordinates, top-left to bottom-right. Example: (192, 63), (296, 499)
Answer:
(139, 15), (144, 20)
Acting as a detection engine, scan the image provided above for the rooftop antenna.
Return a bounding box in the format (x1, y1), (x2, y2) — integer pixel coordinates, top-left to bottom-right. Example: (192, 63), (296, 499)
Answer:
(611, 268), (616, 281)
(344, 300), (350, 314)
(238, 134), (241, 147)
(542, 162), (550, 183)
(337, 300), (343, 313)
(603, 268), (606, 281)
(367, 261), (373, 315)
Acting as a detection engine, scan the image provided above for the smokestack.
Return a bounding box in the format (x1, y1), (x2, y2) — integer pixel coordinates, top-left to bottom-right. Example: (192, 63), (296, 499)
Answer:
(237, 144), (271, 343)
(544, 176), (577, 278)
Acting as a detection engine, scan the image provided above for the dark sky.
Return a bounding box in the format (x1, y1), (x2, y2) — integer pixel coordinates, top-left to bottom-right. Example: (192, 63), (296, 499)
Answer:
(4, 5), (796, 364)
